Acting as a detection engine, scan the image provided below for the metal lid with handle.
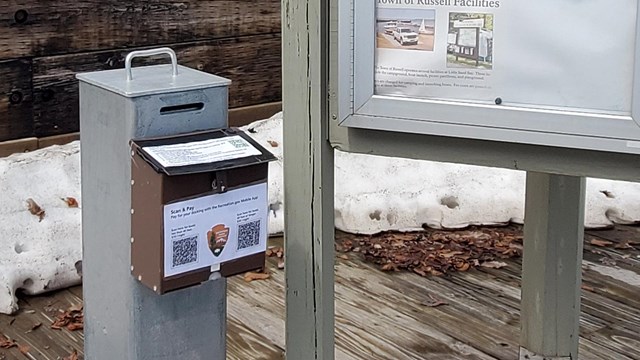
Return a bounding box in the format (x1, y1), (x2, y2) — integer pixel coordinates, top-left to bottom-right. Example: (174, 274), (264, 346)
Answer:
(126, 47), (178, 81)
(76, 47), (231, 98)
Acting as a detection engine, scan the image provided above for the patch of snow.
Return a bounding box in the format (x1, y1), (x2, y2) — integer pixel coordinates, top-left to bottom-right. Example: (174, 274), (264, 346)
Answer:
(1, 111), (638, 314)
(242, 112), (640, 234)
(0, 143), (82, 314)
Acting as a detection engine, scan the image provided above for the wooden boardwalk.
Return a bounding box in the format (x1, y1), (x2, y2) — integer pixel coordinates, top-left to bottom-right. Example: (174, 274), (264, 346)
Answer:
(1, 225), (639, 359)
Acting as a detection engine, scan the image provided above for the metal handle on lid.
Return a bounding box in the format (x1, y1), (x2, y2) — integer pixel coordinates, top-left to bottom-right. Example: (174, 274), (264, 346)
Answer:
(125, 47), (178, 81)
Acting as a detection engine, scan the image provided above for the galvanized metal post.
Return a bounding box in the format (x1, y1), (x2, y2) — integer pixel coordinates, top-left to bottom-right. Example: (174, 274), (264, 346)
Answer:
(520, 172), (586, 360)
(282, 0), (335, 358)
(78, 50), (231, 360)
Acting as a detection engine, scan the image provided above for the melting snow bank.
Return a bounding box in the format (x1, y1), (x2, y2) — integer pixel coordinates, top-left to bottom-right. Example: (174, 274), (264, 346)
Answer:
(0, 111), (638, 313)
(0, 143), (82, 314)
(242, 112), (640, 234)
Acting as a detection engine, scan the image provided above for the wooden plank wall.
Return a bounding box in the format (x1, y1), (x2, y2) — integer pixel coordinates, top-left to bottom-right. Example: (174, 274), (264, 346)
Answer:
(0, 1), (282, 141)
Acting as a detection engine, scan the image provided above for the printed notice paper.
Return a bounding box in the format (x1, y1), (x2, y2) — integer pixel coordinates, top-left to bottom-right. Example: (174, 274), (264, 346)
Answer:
(143, 135), (261, 168)
(163, 183), (268, 277)
(374, 0), (637, 115)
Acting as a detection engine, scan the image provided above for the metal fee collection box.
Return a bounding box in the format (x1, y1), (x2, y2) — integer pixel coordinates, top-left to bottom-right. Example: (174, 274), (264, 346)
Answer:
(130, 128), (276, 294)
(78, 48), (234, 357)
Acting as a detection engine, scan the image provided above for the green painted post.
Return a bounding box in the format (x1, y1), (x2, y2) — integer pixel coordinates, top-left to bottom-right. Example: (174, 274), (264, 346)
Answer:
(282, 0), (335, 358)
(520, 172), (586, 360)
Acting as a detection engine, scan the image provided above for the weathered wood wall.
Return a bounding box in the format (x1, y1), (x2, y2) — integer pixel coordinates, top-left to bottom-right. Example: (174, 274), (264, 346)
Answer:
(0, 1), (282, 141)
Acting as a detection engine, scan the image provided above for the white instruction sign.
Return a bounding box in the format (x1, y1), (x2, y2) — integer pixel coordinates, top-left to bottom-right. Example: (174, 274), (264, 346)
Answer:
(163, 183), (268, 277)
(143, 135), (261, 168)
(374, 0), (637, 115)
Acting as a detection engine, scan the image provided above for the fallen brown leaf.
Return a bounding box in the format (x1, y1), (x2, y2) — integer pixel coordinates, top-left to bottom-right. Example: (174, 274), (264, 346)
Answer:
(590, 239), (613, 247)
(66, 323), (84, 331)
(61, 197), (79, 208)
(244, 272), (270, 282)
(51, 305), (83, 331)
(614, 242), (633, 250)
(335, 238), (355, 252)
(440, 250), (464, 259)
(456, 262), (470, 272)
(420, 295), (448, 307)
(581, 284), (595, 292)
(381, 263), (396, 271)
(26, 198), (45, 222)
(481, 261), (508, 269)
(24, 322), (43, 334)
(341, 226), (524, 277)
(0, 335), (17, 349)
(267, 140), (279, 147)
(18, 344), (29, 355)
(413, 267), (428, 277)
(277, 259), (285, 270)
(266, 247), (284, 258)
(64, 349), (79, 360)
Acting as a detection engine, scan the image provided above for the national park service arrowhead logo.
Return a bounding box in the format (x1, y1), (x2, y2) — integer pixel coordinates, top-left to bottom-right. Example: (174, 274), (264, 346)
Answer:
(208, 224), (229, 257)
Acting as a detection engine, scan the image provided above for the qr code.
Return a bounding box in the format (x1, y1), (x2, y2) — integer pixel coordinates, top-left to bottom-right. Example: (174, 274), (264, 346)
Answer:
(228, 138), (249, 149)
(172, 236), (198, 267)
(237, 220), (261, 250)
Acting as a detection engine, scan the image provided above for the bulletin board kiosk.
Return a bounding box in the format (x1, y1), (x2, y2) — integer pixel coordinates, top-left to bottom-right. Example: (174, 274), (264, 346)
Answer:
(282, 1), (640, 359)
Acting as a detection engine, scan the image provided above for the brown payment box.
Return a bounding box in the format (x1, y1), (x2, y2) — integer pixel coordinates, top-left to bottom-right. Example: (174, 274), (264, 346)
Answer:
(130, 128), (276, 294)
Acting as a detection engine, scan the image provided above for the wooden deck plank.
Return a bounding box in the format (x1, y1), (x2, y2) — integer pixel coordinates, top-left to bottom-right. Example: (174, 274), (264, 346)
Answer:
(0, 289), (82, 360)
(342, 261), (518, 359)
(231, 238), (502, 360)
(332, 267), (499, 360)
(452, 234), (640, 360)
(227, 249), (386, 360)
(0, 226), (639, 359)
(226, 317), (284, 360)
(451, 268), (637, 360)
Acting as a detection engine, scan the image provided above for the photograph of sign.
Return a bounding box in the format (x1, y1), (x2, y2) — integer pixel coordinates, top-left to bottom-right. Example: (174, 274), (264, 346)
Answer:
(447, 13), (493, 69)
(374, 0), (636, 115)
(376, 8), (436, 51)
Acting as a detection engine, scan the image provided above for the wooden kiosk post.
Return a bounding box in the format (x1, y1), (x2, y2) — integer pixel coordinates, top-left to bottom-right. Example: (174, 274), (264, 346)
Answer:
(520, 173), (586, 359)
(282, 0), (335, 358)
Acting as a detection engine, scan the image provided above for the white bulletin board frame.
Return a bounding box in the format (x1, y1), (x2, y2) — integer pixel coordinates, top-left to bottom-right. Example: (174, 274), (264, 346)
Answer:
(336, 0), (640, 155)
(282, 0), (640, 359)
